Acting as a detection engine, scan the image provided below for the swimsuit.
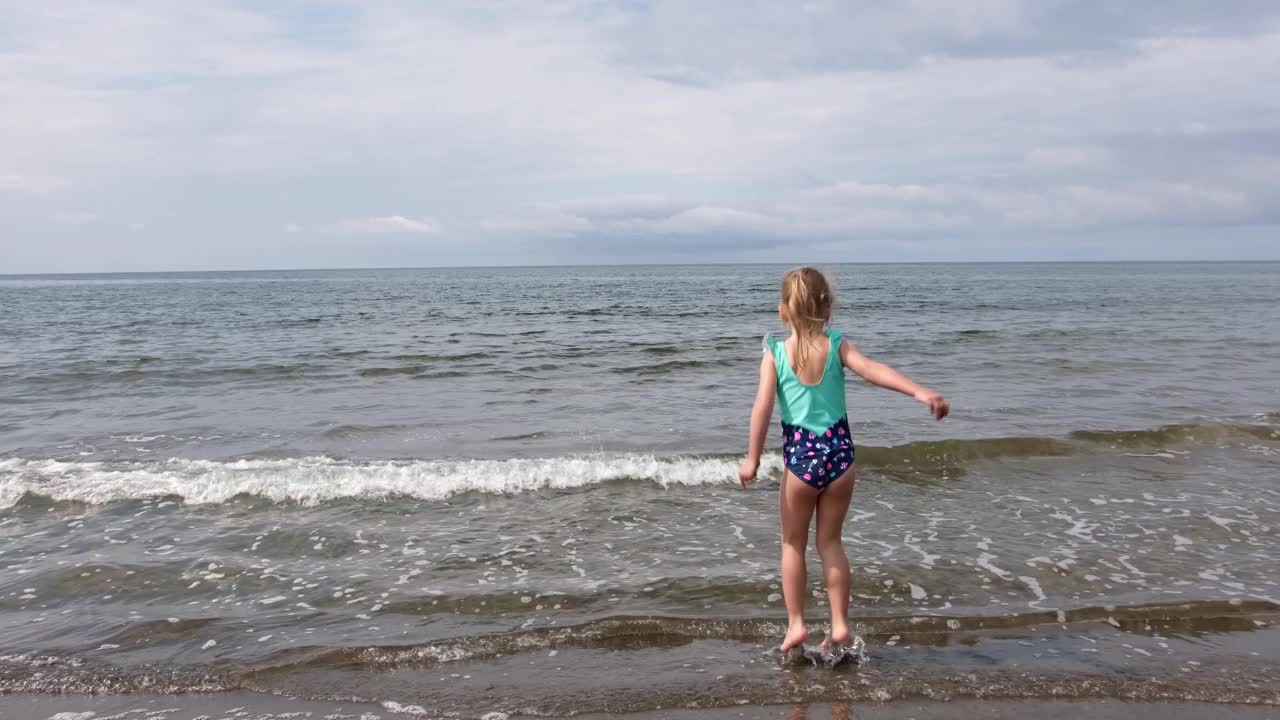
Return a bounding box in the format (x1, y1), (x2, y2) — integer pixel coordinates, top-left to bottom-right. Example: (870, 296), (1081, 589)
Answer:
(763, 329), (855, 491)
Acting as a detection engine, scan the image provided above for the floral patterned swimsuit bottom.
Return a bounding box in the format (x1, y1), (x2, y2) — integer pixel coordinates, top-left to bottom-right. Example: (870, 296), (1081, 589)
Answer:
(764, 329), (856, 492)
(781, 416), (855, 492)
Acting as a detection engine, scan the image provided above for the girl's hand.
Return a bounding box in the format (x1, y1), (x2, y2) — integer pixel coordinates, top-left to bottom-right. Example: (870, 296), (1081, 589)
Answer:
(738, 457), (759, 488)
(915, 389), (950, 420)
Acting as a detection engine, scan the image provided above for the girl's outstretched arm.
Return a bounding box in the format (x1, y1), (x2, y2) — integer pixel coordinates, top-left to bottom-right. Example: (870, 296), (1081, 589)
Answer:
(839, 340), (950, 420)
(739, 352), (777, 487)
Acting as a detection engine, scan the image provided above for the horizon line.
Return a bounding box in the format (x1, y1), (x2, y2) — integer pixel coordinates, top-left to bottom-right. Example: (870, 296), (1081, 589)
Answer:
(3, 258), (1279, 278)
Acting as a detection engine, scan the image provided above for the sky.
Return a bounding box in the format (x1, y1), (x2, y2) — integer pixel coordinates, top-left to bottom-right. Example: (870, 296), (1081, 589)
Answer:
(2, 1), (1279, 272)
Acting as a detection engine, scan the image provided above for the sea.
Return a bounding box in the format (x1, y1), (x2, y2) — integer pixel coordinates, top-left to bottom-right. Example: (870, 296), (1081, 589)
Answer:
(0, 263), (1277, 717)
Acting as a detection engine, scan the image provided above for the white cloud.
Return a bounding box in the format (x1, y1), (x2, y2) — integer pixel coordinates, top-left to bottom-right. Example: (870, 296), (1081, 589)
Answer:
(0, 1), (1278, 270)
(560, 195), (690, 220)
(51, 211), (98, 225)
(327, 215), (441, 234)
(481, 206), (595, 237)
(1024, 146), (1112, 170)
(0, 174), (67, 193)
(491, 168), (1274, 245)
(658, 206), (774, 234)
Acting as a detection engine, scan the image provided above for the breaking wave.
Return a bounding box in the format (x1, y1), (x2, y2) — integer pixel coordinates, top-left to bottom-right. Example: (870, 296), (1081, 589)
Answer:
(0, 454), (775, 507)
(1, 420), (1274, 507)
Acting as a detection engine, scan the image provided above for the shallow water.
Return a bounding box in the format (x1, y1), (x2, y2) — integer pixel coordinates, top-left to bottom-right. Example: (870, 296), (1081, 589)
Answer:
(1, 263), (1278, 715)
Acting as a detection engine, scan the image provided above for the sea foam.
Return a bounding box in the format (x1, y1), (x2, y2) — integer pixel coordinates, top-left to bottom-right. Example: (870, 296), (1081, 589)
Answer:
(0, 454), (783, 507)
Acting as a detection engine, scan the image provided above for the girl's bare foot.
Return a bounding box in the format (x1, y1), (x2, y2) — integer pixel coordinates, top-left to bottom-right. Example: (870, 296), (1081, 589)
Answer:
(780, 623), (808, 652)
(828, 621), (850, 647)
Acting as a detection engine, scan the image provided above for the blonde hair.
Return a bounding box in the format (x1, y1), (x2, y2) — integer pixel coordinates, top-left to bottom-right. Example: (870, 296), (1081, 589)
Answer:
(780, 266), (834, 372)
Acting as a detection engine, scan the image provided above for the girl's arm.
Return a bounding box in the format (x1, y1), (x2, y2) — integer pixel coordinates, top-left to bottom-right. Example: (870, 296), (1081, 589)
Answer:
(739, 352), (777, 487)
(839, 340), (950, 421)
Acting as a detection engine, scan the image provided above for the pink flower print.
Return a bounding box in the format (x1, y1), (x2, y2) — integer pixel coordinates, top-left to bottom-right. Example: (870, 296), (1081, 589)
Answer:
(803, 473), (811, 480)
(808, 432), (815, 439)
(837, 427), (845, 435)
(818, 468), (825, 476)
(806, 442), (812, 447)
(841, 462), (848, 469)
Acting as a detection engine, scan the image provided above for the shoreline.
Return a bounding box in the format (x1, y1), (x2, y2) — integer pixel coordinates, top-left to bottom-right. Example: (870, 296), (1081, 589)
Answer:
(4, 692), (1279, 720)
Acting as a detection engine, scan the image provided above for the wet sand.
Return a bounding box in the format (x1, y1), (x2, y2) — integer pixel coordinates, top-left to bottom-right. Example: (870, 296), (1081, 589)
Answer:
(3, 693), (1279, 719)
(596, 700), (1280, 719)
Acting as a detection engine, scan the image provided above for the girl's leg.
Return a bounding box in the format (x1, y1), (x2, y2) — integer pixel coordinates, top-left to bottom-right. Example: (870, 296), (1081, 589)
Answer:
(814, 467), (856, 646)
(779, 470), (820, 652)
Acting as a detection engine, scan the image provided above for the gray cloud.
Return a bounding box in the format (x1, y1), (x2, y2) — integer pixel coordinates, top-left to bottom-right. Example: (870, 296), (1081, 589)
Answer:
(325, 216), (442, 234)
(605, 1), (1280, 81)
(0, 1), (1278, 271)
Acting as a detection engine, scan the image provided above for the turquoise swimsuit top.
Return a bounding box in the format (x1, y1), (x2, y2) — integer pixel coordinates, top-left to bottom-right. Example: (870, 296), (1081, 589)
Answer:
(763, 329), (847, 434)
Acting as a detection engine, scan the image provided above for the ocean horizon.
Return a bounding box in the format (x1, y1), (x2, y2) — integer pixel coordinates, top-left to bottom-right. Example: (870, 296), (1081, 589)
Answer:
(6, 258), (1280, 278)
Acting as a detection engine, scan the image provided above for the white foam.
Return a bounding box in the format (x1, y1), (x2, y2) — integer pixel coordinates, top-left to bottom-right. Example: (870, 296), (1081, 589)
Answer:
(976, 552), (1013, 581)
(383, 701), (432, 716)
(0, 454), (782, 507)
(1019, 575), (1047, 606)
(1051, 512), (1096, 542)
(1207, 514), (1238, 530)
(903, 534), (941, 568)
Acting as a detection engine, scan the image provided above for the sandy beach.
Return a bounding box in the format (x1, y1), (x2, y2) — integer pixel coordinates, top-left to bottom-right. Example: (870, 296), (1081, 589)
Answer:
(4, 693), (1279, 720)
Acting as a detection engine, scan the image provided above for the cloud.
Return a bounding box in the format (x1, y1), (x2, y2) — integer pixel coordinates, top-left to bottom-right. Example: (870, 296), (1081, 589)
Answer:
(51, 211), (98, 225)
(659, 206), (773, 234)
(481, 206), (595, 238)
(485, 200), (775, 240)
(560, 195), (691, 221)
(326, 215), (441, 234)
(0, 1), (1278, 270)
(0, 174), (67, 193)
(1024, 146), (1112, 170)
(488, 158), (1276, 246)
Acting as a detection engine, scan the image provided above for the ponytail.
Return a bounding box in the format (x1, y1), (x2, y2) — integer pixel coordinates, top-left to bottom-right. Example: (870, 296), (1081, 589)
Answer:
(780, 267), (834, 371)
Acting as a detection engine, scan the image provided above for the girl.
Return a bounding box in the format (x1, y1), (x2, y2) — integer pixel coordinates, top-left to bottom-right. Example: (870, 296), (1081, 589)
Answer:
(739, 267), (950, 653)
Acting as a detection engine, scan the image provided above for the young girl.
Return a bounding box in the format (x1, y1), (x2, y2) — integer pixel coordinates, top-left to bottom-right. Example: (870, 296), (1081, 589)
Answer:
(739, 267), (950, 653)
